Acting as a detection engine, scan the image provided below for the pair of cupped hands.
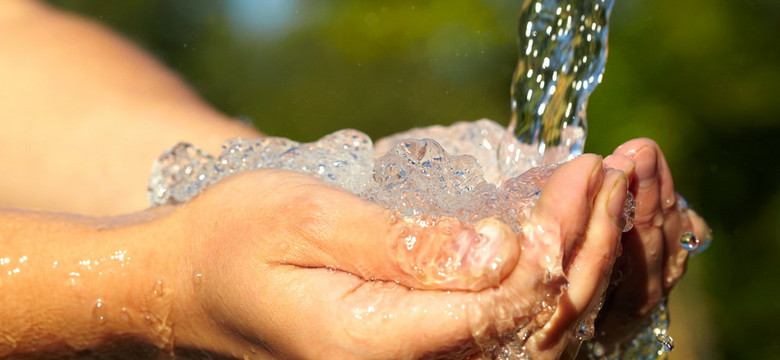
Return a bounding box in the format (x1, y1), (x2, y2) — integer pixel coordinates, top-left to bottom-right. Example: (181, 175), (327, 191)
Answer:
(165, 138), (709, 360)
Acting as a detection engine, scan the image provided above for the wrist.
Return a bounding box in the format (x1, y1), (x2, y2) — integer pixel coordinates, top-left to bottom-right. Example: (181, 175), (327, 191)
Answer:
(0, 207), (186, 356)
(104, 207), (187, 350)
(164, 197), (271, 358)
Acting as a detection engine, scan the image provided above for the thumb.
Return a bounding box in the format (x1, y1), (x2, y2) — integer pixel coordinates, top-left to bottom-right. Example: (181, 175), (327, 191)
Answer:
(301, 185), (522, 292)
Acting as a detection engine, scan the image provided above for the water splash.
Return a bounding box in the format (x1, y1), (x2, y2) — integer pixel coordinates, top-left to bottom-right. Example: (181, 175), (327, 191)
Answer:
(510, 0), (615, 161)
(621, 190), (636, 232)
(583, 299), (674, 359)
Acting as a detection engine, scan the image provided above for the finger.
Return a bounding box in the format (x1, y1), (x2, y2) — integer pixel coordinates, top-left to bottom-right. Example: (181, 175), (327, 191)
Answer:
(527, 154), (604, 273)
(442, 154), (608, 358)
(610, 139), (666, 312)
(343, 155), (608, 359)
(566, 169), (626, 322)
(603, 153), (636, 181)
(615, 138), (675, 208)
(662, 205), (713, 290)
(267, 267), (483, 359)
(603, 153), (636, 229)
(654, 154), (694, 293)
(238, 169), (520, 292)
(662, 197), (690, 290)
(291, 155), (602, 293)
(528, 169), (626, 353)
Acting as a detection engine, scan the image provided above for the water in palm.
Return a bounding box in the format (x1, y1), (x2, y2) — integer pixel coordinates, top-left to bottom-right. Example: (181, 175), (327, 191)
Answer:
(147, 1), (625, 358)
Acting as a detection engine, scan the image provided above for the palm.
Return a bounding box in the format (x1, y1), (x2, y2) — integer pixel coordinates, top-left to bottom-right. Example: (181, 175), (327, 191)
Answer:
(180, 155), (626, 359)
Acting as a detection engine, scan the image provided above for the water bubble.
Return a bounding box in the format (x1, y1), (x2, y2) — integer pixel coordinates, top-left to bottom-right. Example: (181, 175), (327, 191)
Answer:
(575, 319), (595, 340)
(654, 331), (675, 352)
(622, 191), (636, 232)
(93, 299), (107, 322)
(679, 232), (699, 251)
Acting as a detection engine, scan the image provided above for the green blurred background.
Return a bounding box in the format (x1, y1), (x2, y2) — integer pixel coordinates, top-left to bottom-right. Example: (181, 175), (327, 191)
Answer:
(46, 0), (780, 359)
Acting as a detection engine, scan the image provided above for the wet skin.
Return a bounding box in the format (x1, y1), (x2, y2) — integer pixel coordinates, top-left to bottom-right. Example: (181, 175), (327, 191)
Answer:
(0, 143), (707, 360)
(580, 138), (711, 356)
(170, 139), (710, 360)
(169, 154), (628, 359)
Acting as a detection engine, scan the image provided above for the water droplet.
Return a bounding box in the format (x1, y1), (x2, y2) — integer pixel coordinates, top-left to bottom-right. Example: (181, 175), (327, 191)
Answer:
(192, 272), (204, 291)
(388, 213), (399, 225)
(574, 305), (600, 341)
(680, 232), (699, 251)
(93, 299), (107, 322)
(654, 331), (674, 352)
(405, 234), (417, 250)
(575, 319), (595, 340)
(622, 191), (636, 232)
(68, 272), (81, 287)
(152, 279), (165, 297)
(142, 312), (155, 325)
(119, 307), (131, 322)
(676, 195), (689, 212)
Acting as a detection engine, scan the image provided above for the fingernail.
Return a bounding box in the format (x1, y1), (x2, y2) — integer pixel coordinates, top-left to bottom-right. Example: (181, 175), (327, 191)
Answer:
(588, 155), (604, 198)
(634, 146), (658, 190)
(604, 154), (636, 182)
(608, 172), (628, 220)
(463, 218), (519, 284)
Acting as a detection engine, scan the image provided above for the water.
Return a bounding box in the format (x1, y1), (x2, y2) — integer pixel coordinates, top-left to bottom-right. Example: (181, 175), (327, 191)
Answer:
(679, 232), (700, 251)
(583, 299), (675, 359)
(147, 122), (636, 359)
(93, 298), (107, 322)
(145, 1), (625, 358)
(509, 0), (615, 162)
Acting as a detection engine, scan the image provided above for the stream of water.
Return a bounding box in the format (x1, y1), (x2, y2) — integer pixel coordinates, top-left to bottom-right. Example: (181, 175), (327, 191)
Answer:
(510, 0), (614, 162)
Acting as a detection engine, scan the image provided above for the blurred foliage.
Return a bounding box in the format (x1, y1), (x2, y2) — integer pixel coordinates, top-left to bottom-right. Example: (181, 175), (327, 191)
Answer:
(47, 0), (780, 359)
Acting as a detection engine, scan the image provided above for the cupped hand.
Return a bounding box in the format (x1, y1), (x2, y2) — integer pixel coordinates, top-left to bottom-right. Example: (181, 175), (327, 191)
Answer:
(167, 155), (627, 360)
(589, 138), (712, 351)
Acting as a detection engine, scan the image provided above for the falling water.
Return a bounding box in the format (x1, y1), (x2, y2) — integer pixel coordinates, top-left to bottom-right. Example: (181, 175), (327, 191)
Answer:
(510, 0), (614, 160)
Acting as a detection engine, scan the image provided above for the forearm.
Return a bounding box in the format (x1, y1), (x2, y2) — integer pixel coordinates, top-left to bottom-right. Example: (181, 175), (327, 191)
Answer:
(0, 207), (185, 356)
(0, 1), (261, 215)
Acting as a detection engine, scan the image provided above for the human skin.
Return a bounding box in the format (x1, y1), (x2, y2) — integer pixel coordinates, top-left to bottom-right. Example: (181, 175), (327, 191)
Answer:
(0, 1), (710, 359)
(0, 155), (627, 359)
(577, 139), (711, 356)
(0, 0), (260, 215)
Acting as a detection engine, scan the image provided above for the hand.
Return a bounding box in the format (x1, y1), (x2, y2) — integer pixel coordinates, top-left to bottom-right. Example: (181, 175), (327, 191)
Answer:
(166, 155), (628, 359)
(589, 138), (712, 351)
